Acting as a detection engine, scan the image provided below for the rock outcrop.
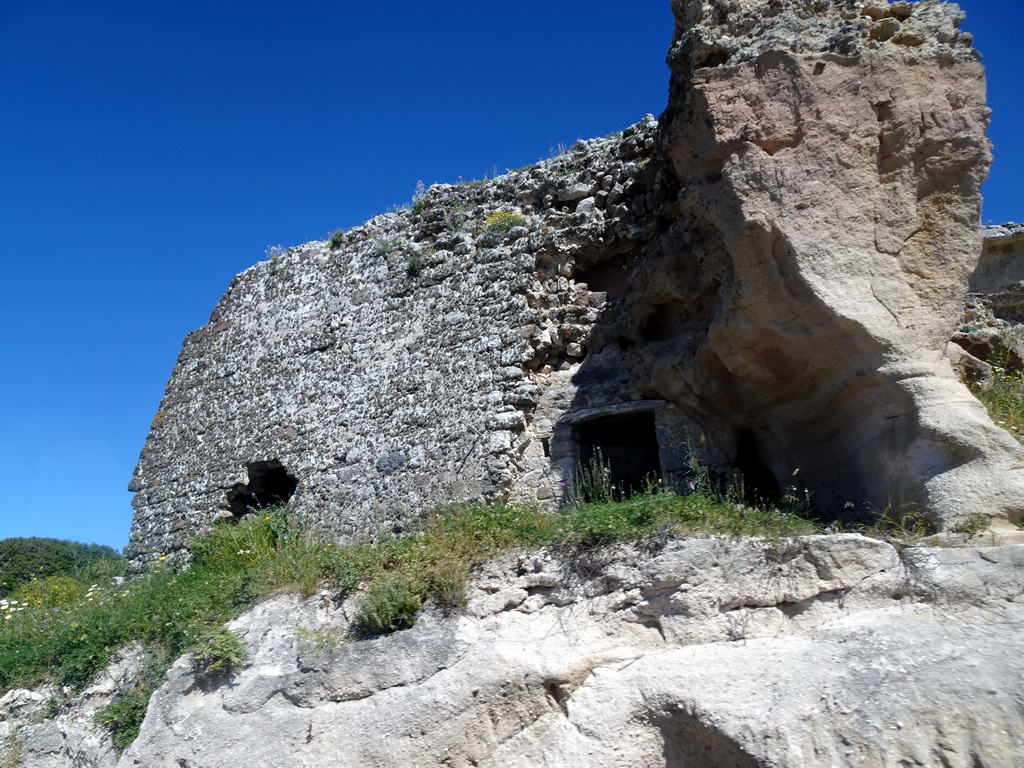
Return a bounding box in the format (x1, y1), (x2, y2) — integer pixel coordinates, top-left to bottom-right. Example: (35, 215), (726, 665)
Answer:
(6, 534), (1023, 767)
(648, 0), (1024, 529)
(127, 0), (1023, 562)
(0, 646), (140, 768)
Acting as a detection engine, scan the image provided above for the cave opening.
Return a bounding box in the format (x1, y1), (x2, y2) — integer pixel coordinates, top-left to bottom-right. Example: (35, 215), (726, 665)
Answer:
(227, 459), (298, 517)
(734, 430), (781, 505)
(574, 411), (662, 498)
(574, 254), (634, 303)
(641, 303), (679, 342)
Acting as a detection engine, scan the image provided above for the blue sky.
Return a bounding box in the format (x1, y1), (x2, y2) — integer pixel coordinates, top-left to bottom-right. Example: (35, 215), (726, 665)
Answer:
(1, 1), (1020, 550)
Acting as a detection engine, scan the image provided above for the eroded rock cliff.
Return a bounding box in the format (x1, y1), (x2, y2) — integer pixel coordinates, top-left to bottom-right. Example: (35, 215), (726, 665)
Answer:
(649, 0), (1023, 527)
(123, 538), (1024, 767)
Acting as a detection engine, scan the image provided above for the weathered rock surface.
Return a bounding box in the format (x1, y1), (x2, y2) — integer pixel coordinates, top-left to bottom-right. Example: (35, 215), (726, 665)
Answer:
(126, 0), (1023, 567)
(650, 0), (1024, 529)
(3, 535), (1010, 767)
(0, 646), (140, 768)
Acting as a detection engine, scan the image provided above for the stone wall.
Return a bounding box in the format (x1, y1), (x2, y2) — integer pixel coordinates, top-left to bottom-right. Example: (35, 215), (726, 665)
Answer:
(128, 0), (1024, 565)
(127, 119), (686, 563)
(971, 223), (1024, 323)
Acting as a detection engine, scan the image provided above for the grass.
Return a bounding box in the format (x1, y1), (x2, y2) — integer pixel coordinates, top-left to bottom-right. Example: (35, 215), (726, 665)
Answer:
(406, 253), (424, 277)
(0, 489), (821, 747)
(968, 359), (1024, 443)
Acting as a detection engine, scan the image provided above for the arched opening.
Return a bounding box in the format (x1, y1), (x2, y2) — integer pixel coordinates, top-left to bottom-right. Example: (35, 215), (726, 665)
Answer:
(226, 459), (298, 517)
(654, 710), (760, 767)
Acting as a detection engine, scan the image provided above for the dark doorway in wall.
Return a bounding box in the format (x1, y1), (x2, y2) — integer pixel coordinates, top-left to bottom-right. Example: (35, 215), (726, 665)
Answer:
(575, 411), (661, 497)
(227, 459), (298, 517)
(734, 431), (781, 505)
(574, 254), (635, 303)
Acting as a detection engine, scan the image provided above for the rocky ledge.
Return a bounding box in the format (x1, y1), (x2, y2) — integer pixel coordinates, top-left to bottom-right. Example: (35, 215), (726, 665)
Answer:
(5, 533), (1023, 767)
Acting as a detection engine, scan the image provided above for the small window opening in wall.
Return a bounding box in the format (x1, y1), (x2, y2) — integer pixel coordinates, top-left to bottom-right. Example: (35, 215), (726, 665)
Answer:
(574, 254), (634, 303)
(227, 459), (298, 517)
(734, 431), (781, 505)
(574, 411), (661, 497)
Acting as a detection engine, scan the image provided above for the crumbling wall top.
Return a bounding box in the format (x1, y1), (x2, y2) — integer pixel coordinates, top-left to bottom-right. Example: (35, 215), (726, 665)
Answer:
(670, 0), (977, 71)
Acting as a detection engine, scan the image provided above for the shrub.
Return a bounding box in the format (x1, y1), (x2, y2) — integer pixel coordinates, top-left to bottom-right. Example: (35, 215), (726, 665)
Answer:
(406, 254), (424, 276)
(265, 244), (285, 261)
(191, 627), (247, 680)
(352, 576), (422, 636)
(477, 211), (526, 245)
(95, 646), (172, 749)
(410, 181), (428, 215)
(96, 691), (152, 750)
(328, 229), (345, 250)
(11, 575), (87, 609)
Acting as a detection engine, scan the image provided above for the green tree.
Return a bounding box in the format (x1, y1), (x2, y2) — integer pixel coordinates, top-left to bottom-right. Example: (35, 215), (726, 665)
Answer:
(0, 537), (122, 597)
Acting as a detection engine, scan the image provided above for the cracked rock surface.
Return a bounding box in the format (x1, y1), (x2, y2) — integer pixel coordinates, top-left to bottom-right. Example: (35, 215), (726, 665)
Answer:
(96, 535), (1022, 767)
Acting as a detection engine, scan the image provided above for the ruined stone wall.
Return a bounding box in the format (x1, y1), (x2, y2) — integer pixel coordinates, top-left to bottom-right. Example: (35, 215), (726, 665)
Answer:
(127, 119), (685, 563)
(972, 223), (1024, 320)
(129, 0), (1024, 564)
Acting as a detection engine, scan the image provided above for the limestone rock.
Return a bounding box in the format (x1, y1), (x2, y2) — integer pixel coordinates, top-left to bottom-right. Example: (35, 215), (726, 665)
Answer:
(104, 536), (1024, 767)
(0, 645), (141, 768)
(647, 0), (1024, 527)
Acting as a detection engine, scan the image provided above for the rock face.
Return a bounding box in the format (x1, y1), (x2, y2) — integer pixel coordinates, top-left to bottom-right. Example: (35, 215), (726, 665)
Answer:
(950, 224), (1024, 391)
(650, 0), (1024, 529)
(4, 535), (1007, 768)
(0, 646), (140, 768)
(127, 0), (1024, 566)
(6, 534), (1024, 767)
